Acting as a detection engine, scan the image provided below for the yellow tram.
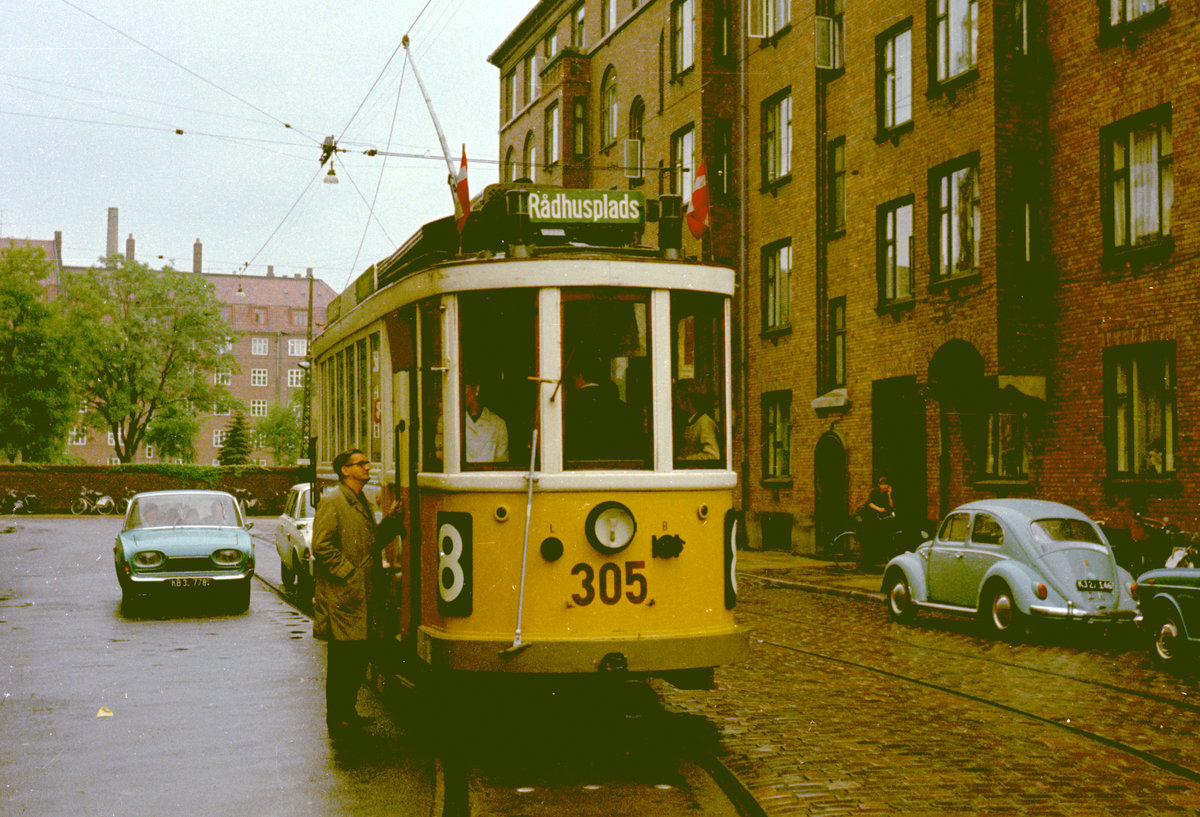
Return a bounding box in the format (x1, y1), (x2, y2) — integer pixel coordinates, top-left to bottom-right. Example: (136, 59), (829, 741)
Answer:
(311, 184), (749, 687)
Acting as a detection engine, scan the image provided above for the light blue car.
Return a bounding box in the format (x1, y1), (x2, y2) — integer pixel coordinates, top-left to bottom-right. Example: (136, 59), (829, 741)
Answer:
(881, 499), (1137, 637)
(114, 490), (255, 612)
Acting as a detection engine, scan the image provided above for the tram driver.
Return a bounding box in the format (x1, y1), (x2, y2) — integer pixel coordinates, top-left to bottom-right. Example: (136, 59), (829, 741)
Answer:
(462, 376), (509, 464)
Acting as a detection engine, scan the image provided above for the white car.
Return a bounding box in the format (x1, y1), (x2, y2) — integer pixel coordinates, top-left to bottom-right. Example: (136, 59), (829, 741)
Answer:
(274, 483), (316, 605)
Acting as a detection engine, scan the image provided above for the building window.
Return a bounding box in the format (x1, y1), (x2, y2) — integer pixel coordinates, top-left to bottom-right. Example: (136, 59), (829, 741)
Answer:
(288, 338), (307, 357)
(933, 0), (978, 84)
(523, 131), (538, 182)
(825, 0), (844, 71)
(762, 391), (792, 481)
(878, 22), (913, 135)
(750, 0), (791, 38)
(523, 51), (537, 107)
(288, 369), (304, 388)
(1105, 0), (1168, 33)
(502, 70), (516, 121)
(215, 370), (231, 386)
(762, 89), (792, 187)
(213, 430), (227, 447)
(878, 196), (915, 304)
(68, 427), (87, 446)
(671, 124), (695, 197)
(714, 0), (732, 59)
(1014, 0), (1029, 54)
(250, 399), (268, 417)
(572, 97), (587, 160)
(827, 297), (846, 390)
(251, 307), (267, 325)
(544, 28), (558, 60)
(545, 102), (560, 166)
(628, 97), (645, 180)
(1103, 106), (1172, 256)
(143, 445), (156, 462)
(602, 0), (617, 35)
(601, 67), (618, 147)
(290, 309), (307, 327)
(1106, 342), (1176, 477)
(986, 412), (1030, 479)
(672, 0), (695, 75)
(571, 3), (586, 48)
(930, 154), (980, 281)
(762, 240), (792, 333)
(251, 368), (268, 387)
(213, 402), (231, 415)
(828, 137), (846, 235)
(251, 336), (269, 355)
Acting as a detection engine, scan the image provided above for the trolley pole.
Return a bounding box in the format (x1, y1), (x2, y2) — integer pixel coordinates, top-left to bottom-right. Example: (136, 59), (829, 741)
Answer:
(302, 268), (316, 495)
(402, 35), (461, 215)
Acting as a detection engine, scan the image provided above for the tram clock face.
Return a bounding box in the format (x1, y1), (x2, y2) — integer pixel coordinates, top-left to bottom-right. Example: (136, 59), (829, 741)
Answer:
(585, 502), (637, 555)
(436, 512), (473, 617)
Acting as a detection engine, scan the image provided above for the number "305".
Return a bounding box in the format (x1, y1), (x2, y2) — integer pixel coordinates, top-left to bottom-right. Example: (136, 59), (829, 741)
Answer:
(571, 561), (647, 606)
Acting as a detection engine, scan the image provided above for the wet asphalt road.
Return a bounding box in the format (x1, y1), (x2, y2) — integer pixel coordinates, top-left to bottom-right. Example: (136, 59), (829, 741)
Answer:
(0, 516), (740, 817)
(1, 515), (432, 817)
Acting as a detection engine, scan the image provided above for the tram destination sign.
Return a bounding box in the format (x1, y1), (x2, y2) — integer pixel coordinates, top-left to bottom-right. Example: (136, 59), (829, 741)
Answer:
(526, 189), (645, 227)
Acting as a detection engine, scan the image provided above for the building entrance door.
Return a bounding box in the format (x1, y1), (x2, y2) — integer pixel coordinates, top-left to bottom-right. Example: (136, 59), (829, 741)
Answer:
(813, 432), (848, 553)
(871, 376), (927, 531)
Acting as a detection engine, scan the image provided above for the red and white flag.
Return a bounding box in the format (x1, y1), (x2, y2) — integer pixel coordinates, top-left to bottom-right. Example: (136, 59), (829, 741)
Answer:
(686, 160), (710, 239)
(455, 144), (471, 233)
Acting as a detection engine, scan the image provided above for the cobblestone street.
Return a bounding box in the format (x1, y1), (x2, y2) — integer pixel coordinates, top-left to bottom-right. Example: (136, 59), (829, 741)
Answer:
(654, 556), (1200, 816)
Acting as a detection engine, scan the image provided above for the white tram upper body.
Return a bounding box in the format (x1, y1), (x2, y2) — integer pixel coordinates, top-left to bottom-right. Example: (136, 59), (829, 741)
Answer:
(312, 185), (748, 684)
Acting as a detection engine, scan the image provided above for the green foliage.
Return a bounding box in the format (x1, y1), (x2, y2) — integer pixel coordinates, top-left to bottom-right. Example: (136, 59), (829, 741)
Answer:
(255, 395), (305, 466)
(0, 243), (86, 461)
(218, 411), (254, 466)
(145, 402), (201, 464)
(59, 256), (235, 463)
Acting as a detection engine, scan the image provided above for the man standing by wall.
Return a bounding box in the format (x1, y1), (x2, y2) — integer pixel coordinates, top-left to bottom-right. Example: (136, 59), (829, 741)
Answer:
(311, 448), (403, 736)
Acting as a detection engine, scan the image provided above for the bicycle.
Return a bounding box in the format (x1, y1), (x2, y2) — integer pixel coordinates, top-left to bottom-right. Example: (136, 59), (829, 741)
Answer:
(829, 528), (864, 572)
(70, 487), (116, 516)
(829, 512), (927, 572)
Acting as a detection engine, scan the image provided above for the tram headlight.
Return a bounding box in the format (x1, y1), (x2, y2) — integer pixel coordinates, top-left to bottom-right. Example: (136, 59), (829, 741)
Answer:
(585, 502), (636, 555)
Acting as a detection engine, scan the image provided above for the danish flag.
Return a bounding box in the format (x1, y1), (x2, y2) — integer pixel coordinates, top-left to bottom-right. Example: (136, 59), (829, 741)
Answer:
(686, 160), (710, 239)
(455, 144), (471, 233)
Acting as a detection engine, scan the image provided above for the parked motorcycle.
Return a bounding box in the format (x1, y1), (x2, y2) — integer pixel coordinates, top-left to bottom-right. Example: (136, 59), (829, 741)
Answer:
(71, 486), (117, 516)
(116, 487), (138, 515)
(232, 487), (259, 516)
(1130, 513), (1195, 574)
(1, 489), (40, 514)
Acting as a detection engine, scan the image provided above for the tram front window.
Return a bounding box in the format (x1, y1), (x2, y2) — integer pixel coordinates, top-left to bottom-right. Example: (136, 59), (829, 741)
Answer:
(563, 291), (651, 469)
(458, 290), (537, 470)
(672, 292), (726, 468)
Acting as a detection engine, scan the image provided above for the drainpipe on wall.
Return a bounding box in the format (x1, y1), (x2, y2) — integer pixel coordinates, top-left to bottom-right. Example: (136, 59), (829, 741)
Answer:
(738, 9), (751, 532)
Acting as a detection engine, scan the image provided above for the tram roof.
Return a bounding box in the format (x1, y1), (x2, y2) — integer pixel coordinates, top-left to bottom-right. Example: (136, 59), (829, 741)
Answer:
(323, 183), (729, 329)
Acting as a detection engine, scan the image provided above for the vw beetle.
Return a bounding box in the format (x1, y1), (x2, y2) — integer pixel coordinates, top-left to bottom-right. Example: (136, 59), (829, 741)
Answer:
(882, 499), (1137, 636)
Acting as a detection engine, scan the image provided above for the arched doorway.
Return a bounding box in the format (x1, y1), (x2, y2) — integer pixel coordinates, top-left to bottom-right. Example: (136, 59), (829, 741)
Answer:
(814, 431), (848, 552)
(928, 340), (986, 517)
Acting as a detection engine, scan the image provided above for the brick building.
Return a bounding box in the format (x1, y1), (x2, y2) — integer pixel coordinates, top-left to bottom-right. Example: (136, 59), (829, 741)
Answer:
(499, 0), (1196, 553)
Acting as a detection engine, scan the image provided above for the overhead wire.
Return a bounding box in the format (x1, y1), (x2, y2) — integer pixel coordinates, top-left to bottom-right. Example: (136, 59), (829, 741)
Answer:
(56, 0), (318, 147)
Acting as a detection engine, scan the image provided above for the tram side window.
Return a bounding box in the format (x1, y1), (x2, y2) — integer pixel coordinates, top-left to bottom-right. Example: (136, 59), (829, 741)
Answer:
(421, 299), (444, 473)
(672, 292), (726, 468)
(562, 290), (651, 469)
(458, 290), (538, 470)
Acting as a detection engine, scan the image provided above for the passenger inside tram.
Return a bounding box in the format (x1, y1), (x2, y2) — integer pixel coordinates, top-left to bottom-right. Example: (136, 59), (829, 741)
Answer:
(564, 353), (636, 462)
(673, 379), (720, 461)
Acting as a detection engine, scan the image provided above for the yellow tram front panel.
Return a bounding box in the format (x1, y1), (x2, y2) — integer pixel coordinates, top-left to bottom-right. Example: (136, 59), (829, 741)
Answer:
(414, 488), (748, 674)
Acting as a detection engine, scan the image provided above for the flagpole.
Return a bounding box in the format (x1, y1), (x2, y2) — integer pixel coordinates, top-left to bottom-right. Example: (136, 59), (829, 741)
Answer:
(402, 35), (460, 212)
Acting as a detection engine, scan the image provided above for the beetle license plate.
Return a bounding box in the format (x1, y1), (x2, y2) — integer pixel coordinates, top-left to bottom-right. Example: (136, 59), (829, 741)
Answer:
(168, 577), (211, 588)
(1076, 579), (1113, 592)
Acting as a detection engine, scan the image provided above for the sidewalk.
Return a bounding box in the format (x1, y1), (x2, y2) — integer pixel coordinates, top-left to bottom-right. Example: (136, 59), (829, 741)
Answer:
(735, 547), (886, 602)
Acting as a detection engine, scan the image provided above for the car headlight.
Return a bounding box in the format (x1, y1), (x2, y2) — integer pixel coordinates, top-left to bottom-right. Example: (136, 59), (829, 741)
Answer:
(212, 549), (243, 566)
(585, 502), (636, 555)
(132, 550), (164, 569)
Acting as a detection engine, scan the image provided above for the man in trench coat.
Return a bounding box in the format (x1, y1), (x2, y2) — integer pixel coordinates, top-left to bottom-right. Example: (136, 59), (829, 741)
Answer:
(311, 448), (404, 734)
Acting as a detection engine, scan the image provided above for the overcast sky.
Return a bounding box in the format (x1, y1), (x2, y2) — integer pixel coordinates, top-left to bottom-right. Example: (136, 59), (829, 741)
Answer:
(1, 0), (532, 293)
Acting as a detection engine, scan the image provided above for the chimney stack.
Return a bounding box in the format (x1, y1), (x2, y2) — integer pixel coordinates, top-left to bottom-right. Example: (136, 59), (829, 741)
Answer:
(126, 234), (135, 261)
(267, 265), (274, 277)
(106, 208), (119, 258)
(193, 239), (202, 273)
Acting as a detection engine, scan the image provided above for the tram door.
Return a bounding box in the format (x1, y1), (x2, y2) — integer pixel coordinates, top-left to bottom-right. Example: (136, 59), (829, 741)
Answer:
(384, 307), (420, 645)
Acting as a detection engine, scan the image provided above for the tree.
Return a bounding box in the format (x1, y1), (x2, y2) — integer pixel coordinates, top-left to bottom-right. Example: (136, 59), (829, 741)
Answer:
(60, 257), (234, 463)
(256, 395), (305, 466)
(0, 244), (86, 461)
(218, 411), (254, 466)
